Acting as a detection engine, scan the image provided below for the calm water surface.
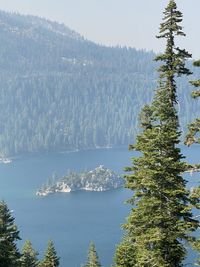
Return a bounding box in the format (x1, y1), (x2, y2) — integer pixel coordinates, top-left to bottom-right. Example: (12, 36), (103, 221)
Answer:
(0, 146), (199, 266)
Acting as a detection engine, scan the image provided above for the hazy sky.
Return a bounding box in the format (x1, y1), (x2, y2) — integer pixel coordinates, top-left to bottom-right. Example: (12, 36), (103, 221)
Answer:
(0, 0), (199, 58)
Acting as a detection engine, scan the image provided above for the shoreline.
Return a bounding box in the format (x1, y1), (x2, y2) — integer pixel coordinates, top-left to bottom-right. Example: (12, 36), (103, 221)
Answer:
(36, 185), (124, 197)
(1, 143), (199, 163)
(5, 145), (128, 162)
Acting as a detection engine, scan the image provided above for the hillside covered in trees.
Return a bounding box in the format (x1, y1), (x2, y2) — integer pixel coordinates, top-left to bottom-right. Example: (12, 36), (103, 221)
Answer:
(0, 10), (199, 157)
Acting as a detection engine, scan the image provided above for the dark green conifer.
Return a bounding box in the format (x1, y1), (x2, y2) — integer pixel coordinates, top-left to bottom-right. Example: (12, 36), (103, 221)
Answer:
(184, 58), (200, 266)
(115, 1), (199, 266)
(190, 60), (200, 94)
(20, 240), (38, 267)
(84, 242), (101, 267)
(0, 200), (21, 267)
(185, 55), (200, 267)
(40, 240), (59, 267)
(192, 239), (200, 266)
(185, 60), (200, 145)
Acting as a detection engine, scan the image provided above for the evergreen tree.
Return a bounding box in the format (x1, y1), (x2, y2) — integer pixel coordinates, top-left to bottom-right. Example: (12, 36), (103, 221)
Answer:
(114, 1), (199, 266)
(186, 59), (200, 145)
(0, 200), (21, 267)
(84, 242), (101, 267)
(20, 240), (39, 267)
(192, 239), (200, 266)
(40, 240), (59, 267)
(185, 58), (200, 266)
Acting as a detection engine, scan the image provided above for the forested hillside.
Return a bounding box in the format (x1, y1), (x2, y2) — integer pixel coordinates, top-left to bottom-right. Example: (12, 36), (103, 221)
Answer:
(0, 11), (198, 156)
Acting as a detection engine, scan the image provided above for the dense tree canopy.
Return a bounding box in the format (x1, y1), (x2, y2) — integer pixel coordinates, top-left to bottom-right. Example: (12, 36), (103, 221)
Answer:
(0, 11), (198, 157)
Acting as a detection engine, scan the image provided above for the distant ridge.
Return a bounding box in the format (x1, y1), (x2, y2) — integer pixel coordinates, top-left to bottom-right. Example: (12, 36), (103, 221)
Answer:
(0, 10), (83, 41)
(0, 10), (198, 157)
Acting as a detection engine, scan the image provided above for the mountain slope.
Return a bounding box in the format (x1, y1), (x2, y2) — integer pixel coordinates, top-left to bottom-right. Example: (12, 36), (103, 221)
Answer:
(0, 11), (198, 156)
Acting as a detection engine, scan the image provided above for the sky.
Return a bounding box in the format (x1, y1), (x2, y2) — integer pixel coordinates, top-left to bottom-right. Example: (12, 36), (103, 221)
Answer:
(0, 0), (199, 58)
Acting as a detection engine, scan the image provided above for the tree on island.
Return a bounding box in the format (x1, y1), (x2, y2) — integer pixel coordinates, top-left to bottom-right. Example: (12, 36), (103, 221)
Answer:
(39, 240), (59, 267)
(20, 240), (39, 267)
(114, 1), (199, 266)
(0, 200), (21, 267)
(83, 242), (101, 267)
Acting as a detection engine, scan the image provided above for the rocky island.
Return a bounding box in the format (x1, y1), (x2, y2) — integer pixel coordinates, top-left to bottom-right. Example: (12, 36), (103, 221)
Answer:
(36, 165), (124, 196)
(0, 158), (12, 164)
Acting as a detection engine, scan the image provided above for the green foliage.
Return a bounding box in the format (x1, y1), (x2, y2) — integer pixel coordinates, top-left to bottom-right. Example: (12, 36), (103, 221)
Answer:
(185, 34), (200, 267)
(0, 201), (21, 267)
(115, 237), (136, 267)
(40, 240), (59, 267)
(20, 240), (39, 267)
(185, 60), (200, 145)
(192, 239), (200, 266)
(0, 200), (59, 267)
(191, 60), (200, 94)
(185, 118), (200, 145)
(155, 0), (192, 104)
(84, 242), (101, 267)
(115, 1), (199, 266)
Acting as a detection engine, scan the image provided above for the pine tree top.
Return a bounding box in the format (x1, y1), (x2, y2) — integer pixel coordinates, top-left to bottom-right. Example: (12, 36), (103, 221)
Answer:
(155, 0), (192, 104)
(0, 200), (21, 242)
(84, 242), (101, 267)
(21, 240), (38, 267)
(157, 0), (185, 39)
(41, 240), (59, 267)
(0, 201), (21, 267)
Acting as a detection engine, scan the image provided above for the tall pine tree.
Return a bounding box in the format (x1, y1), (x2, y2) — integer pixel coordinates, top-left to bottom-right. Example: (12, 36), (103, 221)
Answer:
(0, 200), (21, 267)
(84, 242), (101, 267)
(114, 1), (199, 266)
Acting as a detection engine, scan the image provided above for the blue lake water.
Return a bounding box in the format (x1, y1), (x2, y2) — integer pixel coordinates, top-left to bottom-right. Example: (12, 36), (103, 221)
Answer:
(0, 146), (199, 266)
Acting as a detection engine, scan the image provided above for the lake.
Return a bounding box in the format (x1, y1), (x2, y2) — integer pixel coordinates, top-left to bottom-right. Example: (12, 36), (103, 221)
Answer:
(0, 146), (199, 266)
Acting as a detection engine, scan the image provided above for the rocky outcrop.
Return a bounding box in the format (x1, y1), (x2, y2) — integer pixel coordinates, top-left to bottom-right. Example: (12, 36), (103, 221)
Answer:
(36, 165), (124, 196)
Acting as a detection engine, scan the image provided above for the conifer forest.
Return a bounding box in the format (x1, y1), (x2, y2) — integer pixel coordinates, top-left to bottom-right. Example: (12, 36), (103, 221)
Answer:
(0, 1), (200, 267)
